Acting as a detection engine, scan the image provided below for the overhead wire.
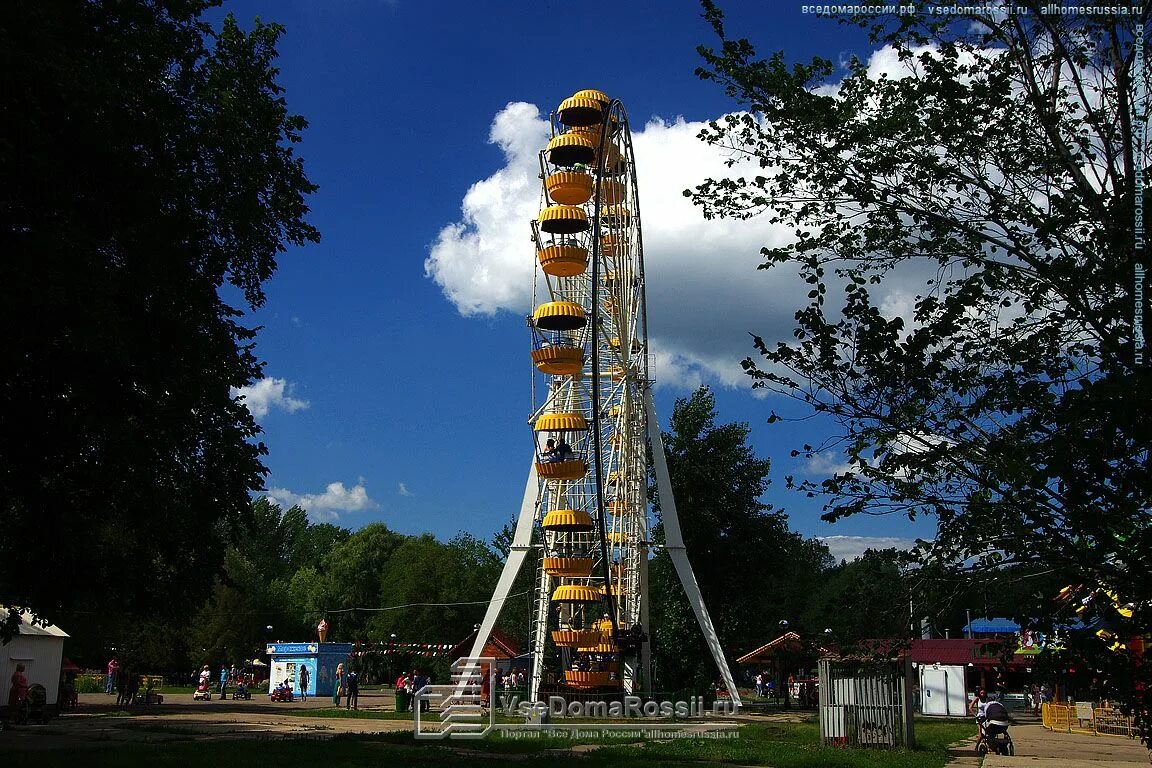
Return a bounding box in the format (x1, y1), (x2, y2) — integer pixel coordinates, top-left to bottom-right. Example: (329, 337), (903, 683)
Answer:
(324, 591), (532, 614)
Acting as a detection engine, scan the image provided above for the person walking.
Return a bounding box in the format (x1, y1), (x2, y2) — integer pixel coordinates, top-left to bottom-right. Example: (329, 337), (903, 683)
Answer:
(218, 664), (229, 699)
(413, 670), (429, 713)
(298, 664), (310, 702)
(345, 670), (359, 710)
(404, 670), (416, 711)
(116, 666), (131, 707)
(125, 671), (140, 706)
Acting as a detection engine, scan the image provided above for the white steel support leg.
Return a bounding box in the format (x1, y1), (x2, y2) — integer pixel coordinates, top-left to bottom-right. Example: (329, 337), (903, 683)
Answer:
(458, 458), (539, 697)
(528, 565), (551, 702)
(644, 390), (742, 707)
(639, 546), (651, 695)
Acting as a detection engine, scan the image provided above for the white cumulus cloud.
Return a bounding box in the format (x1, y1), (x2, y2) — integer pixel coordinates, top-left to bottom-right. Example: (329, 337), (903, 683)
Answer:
(397, 482), (413, 497)
(425, 46), (1027, 393)
(233, 378), (310, 419)
(425, 101), (550, 316)
(267, 481), (379, 523)
(425, 104), (809, 390)
(820, 535), (919, 563)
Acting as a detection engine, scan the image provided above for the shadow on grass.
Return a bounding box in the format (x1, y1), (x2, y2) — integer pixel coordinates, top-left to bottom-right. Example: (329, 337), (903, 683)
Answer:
(4, 715), (977, 768)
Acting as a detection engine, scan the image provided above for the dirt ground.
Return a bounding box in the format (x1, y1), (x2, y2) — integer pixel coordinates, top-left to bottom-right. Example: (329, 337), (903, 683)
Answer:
(4, 693), (1149, 767)
(0, 690), (417, 751)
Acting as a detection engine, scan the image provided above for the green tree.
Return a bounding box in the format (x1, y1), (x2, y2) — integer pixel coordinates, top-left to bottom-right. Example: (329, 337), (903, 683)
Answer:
(369, 533), (502, 645)
(0, 1), (319, 639)
(489, 518), (537, 644)
(292, 522), (352, 572)
(649, 387), (832, 691)
(800, 549), (910, 642)
(690, 0), (1150, 724)
(319, 523), (407, 641)
(190, 552), (265, 668)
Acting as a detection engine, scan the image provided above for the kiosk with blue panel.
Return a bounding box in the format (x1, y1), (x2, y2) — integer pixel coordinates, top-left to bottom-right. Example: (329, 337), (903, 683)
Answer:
(266, 642), (352, 698)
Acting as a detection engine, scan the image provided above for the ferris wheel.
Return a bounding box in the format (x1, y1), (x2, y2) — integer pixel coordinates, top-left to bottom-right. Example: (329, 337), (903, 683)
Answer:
(465, 89), (740, 706)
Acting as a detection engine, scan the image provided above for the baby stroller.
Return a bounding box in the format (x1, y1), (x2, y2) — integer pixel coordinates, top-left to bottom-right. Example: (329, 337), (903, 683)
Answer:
(9, 684), (49, 725)
(976, 697), (1014, 756)
(193, 681), (212, 701)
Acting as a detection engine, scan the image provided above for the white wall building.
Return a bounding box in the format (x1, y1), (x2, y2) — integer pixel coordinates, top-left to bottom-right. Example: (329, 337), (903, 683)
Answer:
(1, 607), (68, 709)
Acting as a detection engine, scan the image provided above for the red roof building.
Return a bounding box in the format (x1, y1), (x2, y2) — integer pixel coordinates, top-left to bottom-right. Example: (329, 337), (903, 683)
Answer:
(909, 638), (1033, 669)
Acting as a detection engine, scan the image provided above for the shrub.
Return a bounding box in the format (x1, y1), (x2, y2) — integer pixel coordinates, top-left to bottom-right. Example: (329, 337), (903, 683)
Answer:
(76, 674), (104, 694)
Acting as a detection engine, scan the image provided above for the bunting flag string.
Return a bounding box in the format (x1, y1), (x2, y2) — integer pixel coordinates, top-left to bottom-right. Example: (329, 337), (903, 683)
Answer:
(349, 641), (458, 658)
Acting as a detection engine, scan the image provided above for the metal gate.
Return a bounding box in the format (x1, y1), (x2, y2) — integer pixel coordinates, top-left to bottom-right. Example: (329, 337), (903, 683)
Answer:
(818, 657), (914, 748)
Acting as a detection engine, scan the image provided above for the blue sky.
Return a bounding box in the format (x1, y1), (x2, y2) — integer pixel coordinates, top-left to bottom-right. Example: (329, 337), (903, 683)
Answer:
(211, 0), (932, 562)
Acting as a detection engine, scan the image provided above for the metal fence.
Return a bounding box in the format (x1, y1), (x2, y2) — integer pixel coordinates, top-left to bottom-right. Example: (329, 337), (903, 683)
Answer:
(818, 658), (915, 749)
(1042, 702), (1137, 738)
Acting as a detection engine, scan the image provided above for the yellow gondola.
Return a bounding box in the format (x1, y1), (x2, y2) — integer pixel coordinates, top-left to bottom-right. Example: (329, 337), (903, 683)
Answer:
(536, 460), (588, 480)
(606, 500), (634, 516)
(558, 89), (609, 127)
(551, 584), (602, 603)
(600, 233), (623, 257)
(539, 205), (589, 235)
(597, 178), (626, 206)
(546, 171), (593, 206)
(546, 134), (595, 167)
(542, 508), (595, 532)
(601, 204), (630, 228)
(533, 301), (586, 331)
(564, 670), (617, 688)
(543, 557), (595, 578)
(531, 345), (584, 375)
(552, 630), (603, 648)
(537, 244), (588, 277)
(533, 412), (588, 432)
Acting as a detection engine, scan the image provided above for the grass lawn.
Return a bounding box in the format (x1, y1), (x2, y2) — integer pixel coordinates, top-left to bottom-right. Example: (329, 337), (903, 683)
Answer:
(278, 706), (439, 721)
(8, 715), (973, 768)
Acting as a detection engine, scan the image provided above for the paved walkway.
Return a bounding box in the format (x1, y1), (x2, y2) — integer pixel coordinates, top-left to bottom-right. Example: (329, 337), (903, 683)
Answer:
(945, 714), (1149, 768)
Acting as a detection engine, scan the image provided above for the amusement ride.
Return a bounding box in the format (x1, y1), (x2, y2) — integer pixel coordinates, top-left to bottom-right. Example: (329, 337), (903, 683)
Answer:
(464, 89), (740, 705)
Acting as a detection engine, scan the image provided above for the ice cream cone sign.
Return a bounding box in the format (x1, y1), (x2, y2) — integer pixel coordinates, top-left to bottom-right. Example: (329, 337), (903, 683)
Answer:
(317, 618), (329, 643)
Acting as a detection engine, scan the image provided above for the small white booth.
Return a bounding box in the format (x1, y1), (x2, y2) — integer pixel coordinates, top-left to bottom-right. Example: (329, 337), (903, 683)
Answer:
(1, 607), (68, 711)
(918, 663), (968, 717)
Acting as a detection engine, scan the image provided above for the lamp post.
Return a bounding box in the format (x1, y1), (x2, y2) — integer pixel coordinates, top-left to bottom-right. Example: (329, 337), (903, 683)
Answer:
(778, 620), (791, 710)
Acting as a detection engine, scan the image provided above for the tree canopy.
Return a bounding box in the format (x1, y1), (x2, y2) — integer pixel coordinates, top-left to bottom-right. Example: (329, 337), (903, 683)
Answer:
(691, 0), (1151, 721)
(0, 0), (319, 635)
(648, 387), (833, 691)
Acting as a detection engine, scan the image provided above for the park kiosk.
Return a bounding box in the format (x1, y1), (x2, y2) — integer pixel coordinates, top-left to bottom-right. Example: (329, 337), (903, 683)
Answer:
(266, 642), (352, 697)
(0, 606), (67, 714)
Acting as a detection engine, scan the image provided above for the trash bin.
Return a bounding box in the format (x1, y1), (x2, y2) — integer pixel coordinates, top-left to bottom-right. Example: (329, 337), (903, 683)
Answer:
(395, 687), (408, 712)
